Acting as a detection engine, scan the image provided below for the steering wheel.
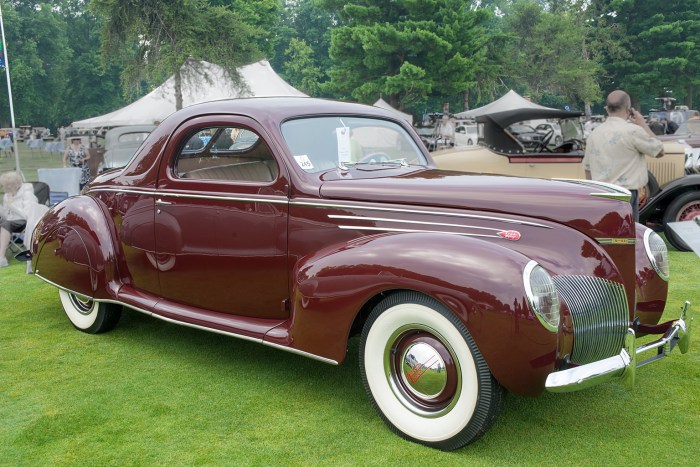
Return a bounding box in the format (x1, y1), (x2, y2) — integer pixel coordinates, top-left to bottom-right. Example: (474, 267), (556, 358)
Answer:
(534, 130), (554, 152)
(360, 152), (391, 163)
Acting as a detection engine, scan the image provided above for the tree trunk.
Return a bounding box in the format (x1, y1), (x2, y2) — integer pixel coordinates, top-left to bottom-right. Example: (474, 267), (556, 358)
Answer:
(463, 90), (470, 112)
(686, 84), (694, 109)
(175, 67), (183, 111)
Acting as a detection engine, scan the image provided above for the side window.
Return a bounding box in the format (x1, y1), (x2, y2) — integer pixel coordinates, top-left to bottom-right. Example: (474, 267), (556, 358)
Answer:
(175, 126), (278, 183)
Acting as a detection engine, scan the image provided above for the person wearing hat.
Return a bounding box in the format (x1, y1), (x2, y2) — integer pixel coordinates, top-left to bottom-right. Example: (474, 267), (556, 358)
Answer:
(63, 136), (91, 189)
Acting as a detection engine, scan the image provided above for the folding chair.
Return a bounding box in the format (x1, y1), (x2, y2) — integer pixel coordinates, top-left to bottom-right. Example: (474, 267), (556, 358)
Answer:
(37, 167), (82, 205)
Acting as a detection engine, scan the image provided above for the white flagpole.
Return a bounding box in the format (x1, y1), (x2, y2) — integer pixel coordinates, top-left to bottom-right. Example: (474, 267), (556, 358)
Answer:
(0, 4), (21, 175)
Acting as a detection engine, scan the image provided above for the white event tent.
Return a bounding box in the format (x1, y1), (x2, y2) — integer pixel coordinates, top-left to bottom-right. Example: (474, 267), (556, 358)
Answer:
(72, 59), (306, 128)
(454, 89), (558, 119)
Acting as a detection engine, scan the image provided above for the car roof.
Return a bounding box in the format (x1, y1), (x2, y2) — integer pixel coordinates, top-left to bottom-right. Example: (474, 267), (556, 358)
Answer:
(168, 97), (400, 125)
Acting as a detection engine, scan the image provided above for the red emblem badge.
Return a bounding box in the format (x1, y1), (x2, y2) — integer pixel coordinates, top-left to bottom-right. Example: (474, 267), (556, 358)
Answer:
(498, 230), (521, 241)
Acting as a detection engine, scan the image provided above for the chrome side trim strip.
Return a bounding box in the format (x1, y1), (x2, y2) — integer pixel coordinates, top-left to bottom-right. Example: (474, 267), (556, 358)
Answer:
(89, 187), (552, 228)
(596, 238), (637, 245)
(35, 273), (92, 301)
(555, 178), (632, 202)
(337, 225), (498, 238)
(263, 341), (339, 365)
(295, 199), (552, 228)
(153, 313), (263, 344)
(88, 187), (289, 205)
(590, 192), (633, 202)
(329, 215), (509, 232)
(37, 273), (337, 365)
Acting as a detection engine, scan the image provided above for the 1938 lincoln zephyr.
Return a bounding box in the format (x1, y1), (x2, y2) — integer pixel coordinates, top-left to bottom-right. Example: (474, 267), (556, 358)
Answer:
(29, 98), (691, 450)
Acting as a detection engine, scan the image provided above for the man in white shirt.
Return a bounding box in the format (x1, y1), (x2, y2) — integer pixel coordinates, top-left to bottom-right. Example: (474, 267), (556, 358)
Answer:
(583, 90), (663, 221)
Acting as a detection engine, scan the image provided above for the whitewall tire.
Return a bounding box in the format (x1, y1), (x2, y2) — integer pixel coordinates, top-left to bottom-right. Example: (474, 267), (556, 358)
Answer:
(59, 289), (122, 334)
(360, 292), (503, 451)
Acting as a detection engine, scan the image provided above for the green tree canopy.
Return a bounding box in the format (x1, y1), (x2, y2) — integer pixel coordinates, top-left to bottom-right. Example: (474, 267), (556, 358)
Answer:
(90, 0), (278, 109)
(499, 1), (603, 110)
(318, 0), (491, 110)
(602, 0), (700, 109)
(0, 1), (71, 127)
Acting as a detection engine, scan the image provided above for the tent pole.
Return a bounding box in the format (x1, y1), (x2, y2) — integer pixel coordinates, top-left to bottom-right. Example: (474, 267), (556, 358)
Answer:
(0, 4), (21, 177)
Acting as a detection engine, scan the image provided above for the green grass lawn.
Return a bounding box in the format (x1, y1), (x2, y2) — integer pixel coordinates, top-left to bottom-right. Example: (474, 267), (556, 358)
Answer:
(1, 248), (698, 465)
(1, 148), (699, 463)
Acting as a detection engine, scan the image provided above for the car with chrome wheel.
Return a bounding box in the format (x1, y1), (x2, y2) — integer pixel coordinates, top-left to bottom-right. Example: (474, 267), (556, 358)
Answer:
(28, 97), (690, 451)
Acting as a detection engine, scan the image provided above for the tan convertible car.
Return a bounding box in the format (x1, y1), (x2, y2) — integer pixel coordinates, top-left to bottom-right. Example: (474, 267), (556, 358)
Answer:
(432, 108), (697, 251)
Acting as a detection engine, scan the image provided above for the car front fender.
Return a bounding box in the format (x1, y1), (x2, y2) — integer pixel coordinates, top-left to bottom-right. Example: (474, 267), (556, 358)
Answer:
(283, 232), (560, 396)
(31, 195), (122, 300)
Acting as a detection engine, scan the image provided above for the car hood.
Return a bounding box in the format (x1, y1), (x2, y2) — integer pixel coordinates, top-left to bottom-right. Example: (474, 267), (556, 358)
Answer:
(319, 168), (632, 238)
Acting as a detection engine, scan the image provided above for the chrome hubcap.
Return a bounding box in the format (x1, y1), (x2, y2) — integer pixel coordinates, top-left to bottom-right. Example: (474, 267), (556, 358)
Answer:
(400, 342), (447, 399)
(385, 326), (461, 416)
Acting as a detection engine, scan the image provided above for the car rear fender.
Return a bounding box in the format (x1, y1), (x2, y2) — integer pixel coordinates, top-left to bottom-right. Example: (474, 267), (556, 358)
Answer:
(641, 174), (700, 222)
(32, 195), (122, 300)
(285, 232), (559, 395)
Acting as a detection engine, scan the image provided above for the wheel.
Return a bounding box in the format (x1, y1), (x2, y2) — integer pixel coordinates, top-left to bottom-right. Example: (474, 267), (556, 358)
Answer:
(554, 135), (563, 146)
(359, 292), (504, 451)
(59, 289), (122, 334)
(662, 191), (700, 251)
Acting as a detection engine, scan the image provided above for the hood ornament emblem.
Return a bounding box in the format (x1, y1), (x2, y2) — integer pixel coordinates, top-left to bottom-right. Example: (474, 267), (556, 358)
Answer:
(498, 230), (521, 241)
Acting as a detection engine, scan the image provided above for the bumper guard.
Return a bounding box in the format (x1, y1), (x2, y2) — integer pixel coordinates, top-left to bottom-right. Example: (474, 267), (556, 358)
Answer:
(546, 301), (691, 393)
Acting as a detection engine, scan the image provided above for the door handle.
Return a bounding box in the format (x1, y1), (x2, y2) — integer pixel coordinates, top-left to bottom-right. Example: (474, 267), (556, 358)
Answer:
(155, 199), (172, 205)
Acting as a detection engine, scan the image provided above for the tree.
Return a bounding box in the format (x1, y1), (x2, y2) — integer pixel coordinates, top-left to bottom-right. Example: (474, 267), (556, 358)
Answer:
(282, 38), (322, 96)
(317, 0), (491, 110)
(499, 1), (603, 110)
(600, 0), (700, 110)
(0, 1), (72, 127)
(270, 0), (334, 95)
(90, 0), (276, 110)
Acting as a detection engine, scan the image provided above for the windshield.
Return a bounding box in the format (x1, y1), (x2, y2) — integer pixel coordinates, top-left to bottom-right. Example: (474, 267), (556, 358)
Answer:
(281, 116), (428, 173)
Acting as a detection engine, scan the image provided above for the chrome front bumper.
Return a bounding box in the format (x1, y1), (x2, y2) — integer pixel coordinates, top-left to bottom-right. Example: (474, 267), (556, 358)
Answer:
(546, 301), (692, 393)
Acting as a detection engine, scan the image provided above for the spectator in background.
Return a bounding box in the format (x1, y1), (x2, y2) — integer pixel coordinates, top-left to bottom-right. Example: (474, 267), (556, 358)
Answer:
(0, 171), (46, 268)
(648, 117), (665, 135)
(583, 90), (663, 221)
(661, 118), (679, 135)
(63, 137), (92, 189)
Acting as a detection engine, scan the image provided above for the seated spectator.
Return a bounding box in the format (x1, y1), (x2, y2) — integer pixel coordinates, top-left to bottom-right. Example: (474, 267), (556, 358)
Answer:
(0, 172), (47, 268)
(648, 117), (665, 136)
(661, 118), (679, 135)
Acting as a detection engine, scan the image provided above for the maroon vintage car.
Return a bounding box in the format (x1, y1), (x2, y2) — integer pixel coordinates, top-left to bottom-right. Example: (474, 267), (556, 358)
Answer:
(29, 98), (690, 451)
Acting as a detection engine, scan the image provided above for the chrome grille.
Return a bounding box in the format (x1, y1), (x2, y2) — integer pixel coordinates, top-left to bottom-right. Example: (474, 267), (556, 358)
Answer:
(552, 275), (629, 364)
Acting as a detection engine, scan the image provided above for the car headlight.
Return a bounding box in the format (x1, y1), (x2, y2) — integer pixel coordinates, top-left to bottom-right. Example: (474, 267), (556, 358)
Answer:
(644, 229), (669, 281)
(524, 261), (560, 332)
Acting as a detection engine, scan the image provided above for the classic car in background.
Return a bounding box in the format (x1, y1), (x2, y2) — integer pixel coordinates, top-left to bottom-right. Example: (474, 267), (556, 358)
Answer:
(507, 123), (546, 150)
(455, 124), (478, 146)
(533, 121), (564, 146)
(28, 98), (690, 451)
(99, 125), (156, 172)
(662, 119), (700, 174)
(432, 107), (700, 251)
